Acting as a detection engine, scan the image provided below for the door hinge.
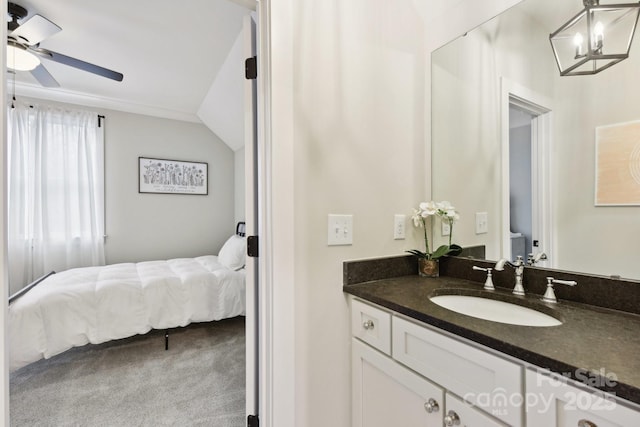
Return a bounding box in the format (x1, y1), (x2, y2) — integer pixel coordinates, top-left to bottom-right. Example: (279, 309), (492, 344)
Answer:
(245, 56), (257, 80)
(247, 235), (259, 257)
(248, 415), (259, 427)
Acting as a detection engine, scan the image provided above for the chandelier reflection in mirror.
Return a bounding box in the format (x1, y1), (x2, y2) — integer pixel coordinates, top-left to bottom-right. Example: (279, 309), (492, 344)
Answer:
(550, 0), (640, 76)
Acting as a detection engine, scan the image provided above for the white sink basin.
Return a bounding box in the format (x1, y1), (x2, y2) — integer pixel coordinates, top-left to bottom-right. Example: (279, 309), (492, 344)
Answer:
(429, 295), (562, 327)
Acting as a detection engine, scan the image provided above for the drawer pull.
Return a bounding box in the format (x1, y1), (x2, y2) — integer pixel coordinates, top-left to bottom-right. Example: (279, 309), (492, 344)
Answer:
(423, 398), (439, 413)
(444, 410), (460, 426)
(362, 320), (375, 330)
(578, 420), (597, 427)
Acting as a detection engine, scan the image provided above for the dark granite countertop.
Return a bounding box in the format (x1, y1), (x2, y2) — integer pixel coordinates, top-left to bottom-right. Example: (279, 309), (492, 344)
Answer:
(344, 274), (640, 406)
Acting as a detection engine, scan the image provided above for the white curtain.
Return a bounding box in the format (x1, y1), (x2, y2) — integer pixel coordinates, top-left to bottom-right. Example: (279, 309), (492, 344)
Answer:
(7, 102), (105, 295)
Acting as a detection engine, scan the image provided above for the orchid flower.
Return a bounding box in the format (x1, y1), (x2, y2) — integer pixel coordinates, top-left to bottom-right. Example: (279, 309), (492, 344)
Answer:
(407, 200), (461, 260)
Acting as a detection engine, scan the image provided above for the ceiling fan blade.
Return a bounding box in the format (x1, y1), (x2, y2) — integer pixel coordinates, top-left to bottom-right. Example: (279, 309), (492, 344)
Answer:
(30, 64), (60, 88)
(11, 14), (61, 46)
(32, 48), (124, 82)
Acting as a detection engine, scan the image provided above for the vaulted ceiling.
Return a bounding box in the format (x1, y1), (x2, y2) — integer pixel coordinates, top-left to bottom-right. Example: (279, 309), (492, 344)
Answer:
(7, 0), (253, 125)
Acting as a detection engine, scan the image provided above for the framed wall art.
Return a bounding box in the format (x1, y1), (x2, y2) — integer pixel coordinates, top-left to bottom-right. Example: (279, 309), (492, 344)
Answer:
(139, 157), (208, 195)
(595, 120), (640, 206)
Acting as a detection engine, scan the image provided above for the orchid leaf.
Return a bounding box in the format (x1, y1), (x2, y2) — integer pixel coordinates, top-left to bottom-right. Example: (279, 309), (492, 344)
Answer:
(406, 249), (427, 258)
(431, 245), (451, 259)
(448, 244), (463, 256)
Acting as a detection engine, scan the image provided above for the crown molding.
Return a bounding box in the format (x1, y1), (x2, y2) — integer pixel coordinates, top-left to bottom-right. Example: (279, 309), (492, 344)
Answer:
(11, 81), (201, 124)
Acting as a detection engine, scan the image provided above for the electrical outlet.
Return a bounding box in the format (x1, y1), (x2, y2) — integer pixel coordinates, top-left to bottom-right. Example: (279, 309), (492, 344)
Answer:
(328, 214), (353, 245)
(475, 212), (488, 234)
(394, 214), (406, 240)
(441, 222), (451, 236)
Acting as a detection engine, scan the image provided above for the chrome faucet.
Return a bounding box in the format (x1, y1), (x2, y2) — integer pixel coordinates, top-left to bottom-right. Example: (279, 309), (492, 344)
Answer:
(527, 252), (547, 266)
(494, 256), (525, 296)
(542, 277), (577, 303)
(472, 266), (495, 291)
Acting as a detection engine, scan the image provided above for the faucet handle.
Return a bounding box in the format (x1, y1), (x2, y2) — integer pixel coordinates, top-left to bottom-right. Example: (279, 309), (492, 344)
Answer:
(472, 266), (495, 291)
(527, 252), (548, 265)
(542, 277), (577, 304)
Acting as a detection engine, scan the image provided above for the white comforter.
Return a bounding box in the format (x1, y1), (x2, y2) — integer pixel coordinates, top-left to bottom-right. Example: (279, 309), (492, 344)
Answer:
(9, 256), (246, 372)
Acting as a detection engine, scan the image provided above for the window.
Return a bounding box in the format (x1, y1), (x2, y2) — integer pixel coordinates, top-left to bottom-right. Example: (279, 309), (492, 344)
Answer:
(7, 103), (105, 294)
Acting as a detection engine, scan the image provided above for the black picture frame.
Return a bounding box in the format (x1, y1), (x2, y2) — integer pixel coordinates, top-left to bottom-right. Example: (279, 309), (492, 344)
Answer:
(138, 157), (208, 195)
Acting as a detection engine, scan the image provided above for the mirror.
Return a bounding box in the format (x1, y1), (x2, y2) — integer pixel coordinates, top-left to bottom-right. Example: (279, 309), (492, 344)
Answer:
(431, 0), (640, 280)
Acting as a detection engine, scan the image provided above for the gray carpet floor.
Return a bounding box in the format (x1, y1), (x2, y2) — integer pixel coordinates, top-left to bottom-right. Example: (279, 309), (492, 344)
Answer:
(10, 316), (246, 427)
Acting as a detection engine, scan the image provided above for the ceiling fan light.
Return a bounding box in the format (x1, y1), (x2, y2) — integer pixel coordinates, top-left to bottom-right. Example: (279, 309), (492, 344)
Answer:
(6, 43), (40, 71)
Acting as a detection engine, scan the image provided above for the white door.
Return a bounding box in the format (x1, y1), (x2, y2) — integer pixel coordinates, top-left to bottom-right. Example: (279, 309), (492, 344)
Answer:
(352, 339), (444, 427)
(243, 13), (259, 423)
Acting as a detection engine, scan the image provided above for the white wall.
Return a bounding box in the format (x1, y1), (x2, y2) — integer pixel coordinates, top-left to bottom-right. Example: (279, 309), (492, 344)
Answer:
(198, 30), (246, 152)
(268, 1), (521, 426)
(103, 110), (235, 263)
(290, 3), (428, 423)
(553, 47), (640, 278)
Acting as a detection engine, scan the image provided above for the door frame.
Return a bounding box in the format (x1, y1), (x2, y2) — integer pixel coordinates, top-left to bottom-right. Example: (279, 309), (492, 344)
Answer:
(251, 0), (291, 425)
(238, 0), (278, 427)
(1, 1), (9, 424)
(243, 11), (259, 421)
(500, 77), (553, 265)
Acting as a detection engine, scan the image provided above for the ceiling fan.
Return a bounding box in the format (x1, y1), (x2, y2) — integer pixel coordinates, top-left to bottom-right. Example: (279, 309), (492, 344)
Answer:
(6, 1), (124, 88)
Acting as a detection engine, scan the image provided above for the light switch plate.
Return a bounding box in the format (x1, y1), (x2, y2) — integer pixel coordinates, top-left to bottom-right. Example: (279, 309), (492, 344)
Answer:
(328, 214), (353, 245)
(394, 214), (406, 240)
(441, 222), (451, 236)
(475, 212), (488, 234)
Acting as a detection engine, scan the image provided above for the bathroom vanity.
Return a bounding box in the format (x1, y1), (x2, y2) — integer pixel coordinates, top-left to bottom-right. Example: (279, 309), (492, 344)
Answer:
(344, 255), (640, 427)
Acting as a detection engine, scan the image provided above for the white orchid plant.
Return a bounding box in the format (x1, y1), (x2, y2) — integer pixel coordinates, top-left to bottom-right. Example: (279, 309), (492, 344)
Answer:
(407, 201), (462, 260)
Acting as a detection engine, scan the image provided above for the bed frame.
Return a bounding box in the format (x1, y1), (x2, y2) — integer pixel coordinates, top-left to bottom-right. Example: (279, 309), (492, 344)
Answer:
(163, 221), (245, 350)
(8, 271), (55, 305)
(10, 222), (247, 353)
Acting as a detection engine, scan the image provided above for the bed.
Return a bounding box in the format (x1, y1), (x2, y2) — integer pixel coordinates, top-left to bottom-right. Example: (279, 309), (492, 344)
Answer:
(8, 223), (247, 372)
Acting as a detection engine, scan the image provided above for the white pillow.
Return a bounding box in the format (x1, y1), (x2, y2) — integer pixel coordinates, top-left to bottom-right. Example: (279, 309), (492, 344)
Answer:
(218, 235), (246, 270)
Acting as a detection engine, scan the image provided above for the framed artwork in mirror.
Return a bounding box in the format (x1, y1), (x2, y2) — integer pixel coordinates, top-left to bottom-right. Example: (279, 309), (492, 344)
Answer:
(595, 120), (640, 206)
(139, 157), (208, 195)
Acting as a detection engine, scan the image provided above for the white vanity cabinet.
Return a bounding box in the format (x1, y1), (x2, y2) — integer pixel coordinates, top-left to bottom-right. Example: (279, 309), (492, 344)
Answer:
(350, 297), (521, 427)
(349, 297), (640, 427)
(525, 369), (640, 427)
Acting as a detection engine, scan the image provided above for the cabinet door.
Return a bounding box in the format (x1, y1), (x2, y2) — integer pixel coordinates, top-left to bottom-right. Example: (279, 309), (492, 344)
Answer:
(526, 369), (640, 426)
(352, 338), (444, 427)
(445, 393), (506, 427)
(393, 316), (523, 426)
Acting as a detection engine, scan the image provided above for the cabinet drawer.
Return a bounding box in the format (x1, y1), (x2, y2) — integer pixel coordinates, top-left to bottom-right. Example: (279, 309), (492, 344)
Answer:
(393, 316), (522, 426)
(526, 369), (640, 426)
(351, 299), (391, 355)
